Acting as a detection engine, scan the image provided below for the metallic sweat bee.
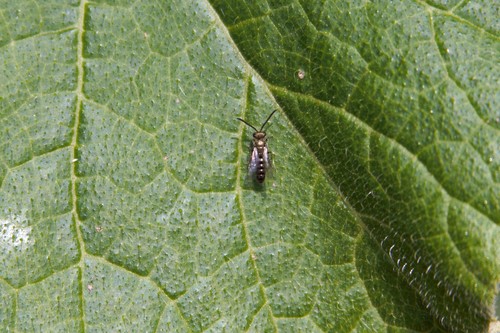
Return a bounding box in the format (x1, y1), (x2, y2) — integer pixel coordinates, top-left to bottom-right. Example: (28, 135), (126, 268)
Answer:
(237, 110), (277, 183)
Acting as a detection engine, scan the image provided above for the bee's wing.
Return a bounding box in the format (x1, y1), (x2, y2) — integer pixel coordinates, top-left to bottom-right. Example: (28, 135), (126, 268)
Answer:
(262, 146), (275, 182)
(248, 147), (259, 174)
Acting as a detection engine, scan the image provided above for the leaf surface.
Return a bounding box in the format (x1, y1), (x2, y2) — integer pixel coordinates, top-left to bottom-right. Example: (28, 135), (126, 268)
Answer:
(0, 0), (498, 332)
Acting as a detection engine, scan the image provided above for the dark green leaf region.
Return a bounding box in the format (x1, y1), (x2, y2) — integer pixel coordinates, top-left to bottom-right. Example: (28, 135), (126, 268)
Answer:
(0, 0), (498, 332)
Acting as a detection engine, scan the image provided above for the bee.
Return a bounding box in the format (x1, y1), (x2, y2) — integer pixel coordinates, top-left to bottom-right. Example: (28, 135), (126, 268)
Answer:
(237, 110), (277, 183)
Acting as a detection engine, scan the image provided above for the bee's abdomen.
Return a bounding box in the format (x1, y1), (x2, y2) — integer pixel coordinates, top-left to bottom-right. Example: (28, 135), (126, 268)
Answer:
(257, 153), (266, 183)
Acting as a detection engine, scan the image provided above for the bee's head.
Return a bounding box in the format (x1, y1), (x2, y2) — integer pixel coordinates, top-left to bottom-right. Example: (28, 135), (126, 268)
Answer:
(253, 132), (266, 139)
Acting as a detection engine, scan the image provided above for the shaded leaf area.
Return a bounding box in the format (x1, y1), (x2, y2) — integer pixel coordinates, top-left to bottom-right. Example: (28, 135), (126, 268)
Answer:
(0, 1), (498, 333)
(210, 0), (500, 332)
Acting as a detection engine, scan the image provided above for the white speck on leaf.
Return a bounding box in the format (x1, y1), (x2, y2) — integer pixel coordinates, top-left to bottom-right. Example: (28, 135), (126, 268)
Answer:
(0, 213), (33, 251)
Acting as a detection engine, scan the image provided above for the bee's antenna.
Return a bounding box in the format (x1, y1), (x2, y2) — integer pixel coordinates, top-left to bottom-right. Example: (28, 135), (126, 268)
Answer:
(236, 117), (258, 132)
(259, 109), (277, 131)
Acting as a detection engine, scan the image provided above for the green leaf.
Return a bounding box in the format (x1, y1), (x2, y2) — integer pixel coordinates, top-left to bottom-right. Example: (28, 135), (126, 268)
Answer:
(0, 0), (498, 332)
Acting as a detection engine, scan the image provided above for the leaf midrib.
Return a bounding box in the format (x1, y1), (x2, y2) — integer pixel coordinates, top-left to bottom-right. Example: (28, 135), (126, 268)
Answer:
(71, 0), (87, 328)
